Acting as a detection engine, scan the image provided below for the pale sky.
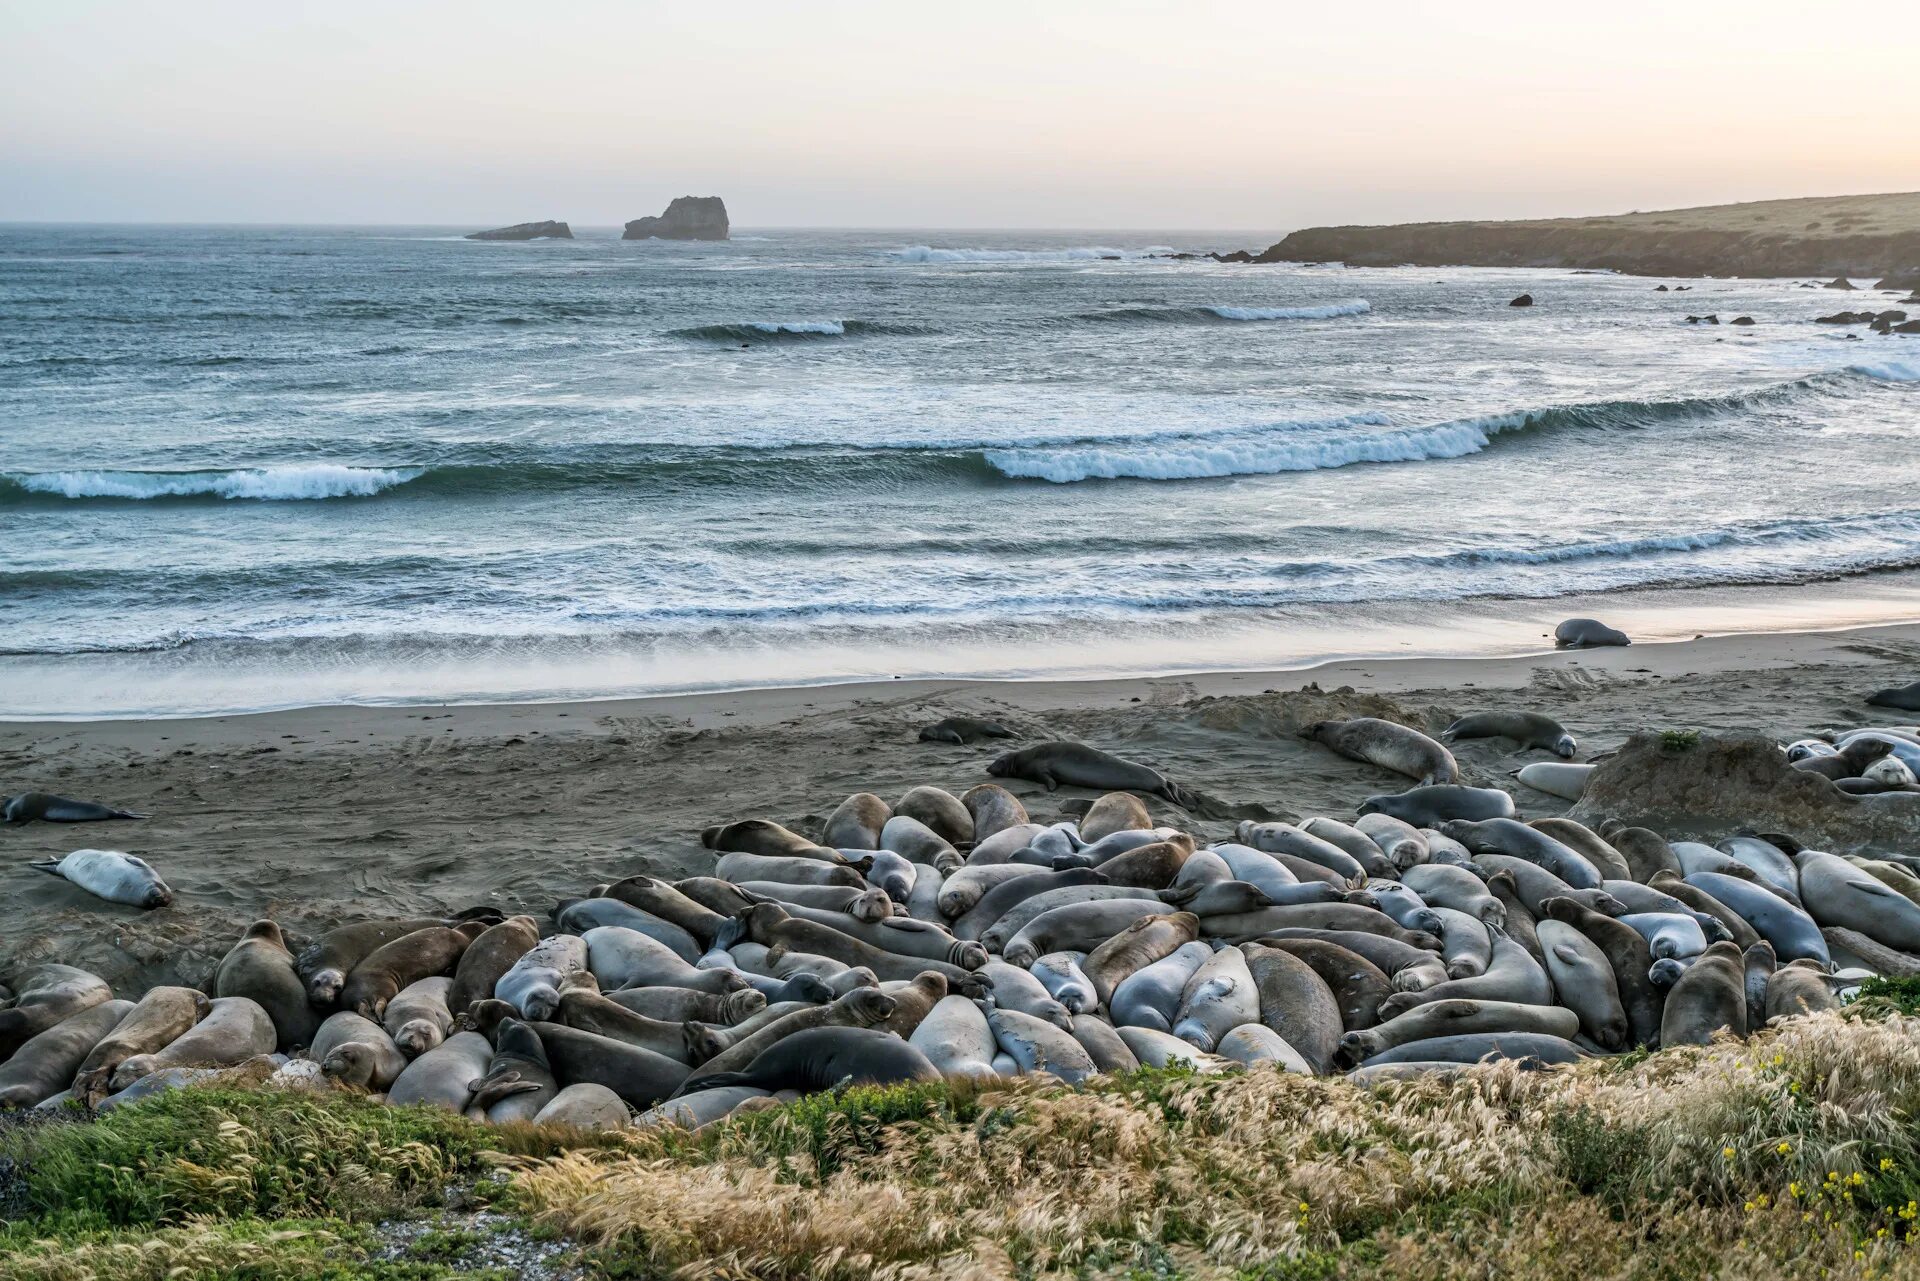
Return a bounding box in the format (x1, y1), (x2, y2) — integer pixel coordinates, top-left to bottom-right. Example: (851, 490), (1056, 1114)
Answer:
(3, 0), (1916, 229)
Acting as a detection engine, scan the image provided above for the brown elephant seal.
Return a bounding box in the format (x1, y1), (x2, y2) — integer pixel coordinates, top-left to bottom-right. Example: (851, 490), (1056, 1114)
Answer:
(873, 973), (949, 1038)
(603, 985), (765, 1025)
(556, 989), (720, 1064)
(1070, 1014), (1139, 1073)
(1079, 791), (1153, 843)
(701, 818), (830, 858)
(1199, 904), (1440, 949)
(298, 917), (462, 1009)
(1474, 857), (1622, 918)
(213, 921), (316, 1053)
(534, 1082), (631, 1129)
(731, 905), (985, 988)
(960, 784), (1029, 843)
(1260, 939), (1394, 1031)
(1336, 998), (1580, 1068)
(907, 994), (998, 1079)
(28, 848), (173, 909)
(471, 1018), (559, 1123)
(1239, 943), (1342, 1073)
(341, 922), (487, 1019)
(5, 792), (147, 823)
(524, 1022), (691, 1109)
(1441, 712), (1578, 758)
(1256, 929), (1448, 992)
(675, 987), (898, 1091)
(894, 786), (974, 848)
(107, 996), (275, 1092)
(446, 916), (540, 1019)
(1554, 617), (1629, 648)
(1081, 910), (1201, 1007)
(742, 881), (895, 923)
(383, 977), (455, 1057)
(684, 1025), (939, 1094)
(1536, 920), (1628, 1049)
(387, 1030), (492, 1111)
(312, 1011), (408, 1089)
(1539, 897), (1663, 1048)
(1868, 681), (1920, 711)
(1374, 928), (1550, 1021)
(1765, 960), (1839, 1020)
(714, 852), (869, 889)
(1003, 899), (1172, 967)
(1660, 941), (1747, 1047)
(73, 985), (208, 1103)
(1530, 819), (1632, 881)
(988, 741), (1200, 809)
(1306, 717), (1460, 785)
(1440, 819), (1603, 889)
(1358, 785), (1516, 826)
(1162, 880), (1277, 917)
(0, 999), (133, 1108)
(1741, 940), (1777, 1029)
(0, 965), (113, 1060)
(823, 793), (891, 850)
(1097, 839), (1192, 890)
(600, 877), (731, 948)
(1604, 825), (1683, 881)
(1485, 872), (1543, 967)
(919, 716), (1016, 744)
(878, 815), (963, 873)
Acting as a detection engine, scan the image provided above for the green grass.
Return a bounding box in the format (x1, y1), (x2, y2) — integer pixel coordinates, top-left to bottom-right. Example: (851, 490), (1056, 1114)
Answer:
(1846, 975), (1920, 1018)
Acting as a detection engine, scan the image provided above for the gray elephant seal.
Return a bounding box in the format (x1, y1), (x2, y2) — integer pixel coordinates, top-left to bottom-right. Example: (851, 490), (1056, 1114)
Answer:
(1648, 872), (1761, 950)
(907, 995), (998, 1078)
(1240, 943), (1342, 1074)
(1868, 681), (1920, 711)
(1029, 951), (1098, 1014)
(342, 923), (486, 1020)
(1234, 822), (1370, 880)
(961, 784), (1030, 843)
(471, 1018), (559, 1123)
(1361, 1031), (1586, 1067)
(28, 848), (172, 909)
(1794, 850), (1920, 952)
(447, 916), (540, 1020)
(387, 1030), (492, 1111)
(604, 986), (764, 1026)
(1003, 899), (1172, 967)
(684, 1025), (939, 1094)
(1766, 960), (1840, 1020)
(556, 897), (701, 959)
(534, 1082), (630, 1130)
(1441, 818), (1603, 889)
(1079, 791), (1153, 843)
(1531, 819), (1631, 882)
(1357, 785), (1516, 826)
(1257, 929), (1447, 992)
(1336, 998), (1580, 1068)
(1685, 872), (1829, 965)
(600, 877), (731, 948)
(1217, 1025), (1314, 1073)
(1400, 864), (1505, 926)
(107, 996), (275, 1092)
(215, 920), (317, 1053)
(1110, 941), (1212, 1031)
(1374, 929), (1550, 1021)
(557, 989), (720, 1064)
(313, 1011), (408, 1089)
(1515, 763), (1594, 801)
(823, 793), (890, 850)
(984, 1003), (1096, 1082)
(919, 716), (1016, 744)
(1660, 941), (1746, 1047)
(1306, 718), (1459, 785)
(938, 864), (1044, 920)
(1171, 946), (1260, 1052)
(497, 934), (591, 1020)
(73, 986), (209, 1103)
(1536, 920), (1628, 1049)
(1441, 712), (1577, 758)
(977, 962), (1069, 1028)
(1352, 815), (1426, 872)
(681, 987), (896, 1086)
(1261, 938), (1395, 1031)
(701, 818), (830, 858)
(638, 1086), (771, 1132)
(0, 965), (113, 1060)
(5, 792), (147, 824)
(988, 741), (1200, 809)
(299, 917), (469, 1009)
(1472, 857), (1621, 918)
(879, 815), (963, 873)
(1554, 617), (1629, 648)
(527, 1021), (692, 1109)
(1070, 1014), (1140, 1073)
(383, 977), (455, 1057)
(0, 999), (134, 1108)
(1539, 898), (1662, 1048)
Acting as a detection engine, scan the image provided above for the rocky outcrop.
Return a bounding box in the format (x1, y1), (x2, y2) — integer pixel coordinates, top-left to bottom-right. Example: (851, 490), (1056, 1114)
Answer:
(623, 197), (729, 241)
(1221, 193), (1920, 280)
(1876, 270), (1920, 290)
(466, 220), (572, 241)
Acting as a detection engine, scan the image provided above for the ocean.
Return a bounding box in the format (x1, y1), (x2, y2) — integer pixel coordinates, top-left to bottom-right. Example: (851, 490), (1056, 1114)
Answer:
(3, 224), (1917, 718)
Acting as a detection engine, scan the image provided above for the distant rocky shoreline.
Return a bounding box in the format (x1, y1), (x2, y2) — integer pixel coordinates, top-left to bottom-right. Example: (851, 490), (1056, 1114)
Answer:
(464, 197), (729, 243)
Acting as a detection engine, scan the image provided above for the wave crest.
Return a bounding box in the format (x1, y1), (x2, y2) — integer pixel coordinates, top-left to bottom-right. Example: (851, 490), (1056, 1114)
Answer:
(2, 463), (420, 502)
(890, 245), (1172, 264)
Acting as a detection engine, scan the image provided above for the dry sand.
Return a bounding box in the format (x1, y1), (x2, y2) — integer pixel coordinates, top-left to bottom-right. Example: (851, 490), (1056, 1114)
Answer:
(5, 622), (1920, 996)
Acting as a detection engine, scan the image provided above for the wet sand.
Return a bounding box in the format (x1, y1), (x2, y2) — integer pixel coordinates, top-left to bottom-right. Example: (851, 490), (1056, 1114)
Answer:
(5, 621), (1919, 995)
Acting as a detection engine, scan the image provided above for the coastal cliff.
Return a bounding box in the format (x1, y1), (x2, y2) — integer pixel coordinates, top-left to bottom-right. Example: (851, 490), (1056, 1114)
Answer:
(623, 196), (729, 241)
(465, 220), (572, 241)
(1236, 192), (1920, 280)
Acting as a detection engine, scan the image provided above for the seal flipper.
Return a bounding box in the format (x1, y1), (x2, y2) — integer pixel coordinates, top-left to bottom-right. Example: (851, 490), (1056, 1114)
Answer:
(710, 912), (749, 952)
(27, 859), (65, 878)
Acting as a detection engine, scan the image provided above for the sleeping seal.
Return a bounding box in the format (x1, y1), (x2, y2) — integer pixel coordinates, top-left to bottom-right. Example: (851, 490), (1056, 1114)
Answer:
(1110, 941), (1211, 1031)
(107, 996), (275, 1092)
(388, 1030), (493, 1112)
(822, 793), (890, 850)
(1357, 785), (1516, 826)
(5, 792), (147, 824)
(1554, 618), (1629, 648)
(1078, 791), (1154, 843)
(312, 1012), (408, 1089)
(988, 741), (1200, 809)
(1337, 998), (1580, 1068)
(680, 1025), (939, 1093)
(894, 786), (974, 848)
(1867, 681), (1920, 712)
(0, 965), (113, 1060)
(983, 1004), (1096, 1082)
(1441, 712), (1578, 758)
(215, 921), (317, 1053)
(1793, 851), (1920, 952)
(960, 784), (1030, 843)
(1659, 941), (1746, 1046)
(1305, 718), (1460, 785)
(0, 1000), (135, 1108)
(1515, 762), (1594, 801)
(28, 849), (172, 909)
(919, 716), (1016, 744)
(533, 1082), (630, 1130)
(908, 994), (999, 1079)
(470, 1018), (559, 1123)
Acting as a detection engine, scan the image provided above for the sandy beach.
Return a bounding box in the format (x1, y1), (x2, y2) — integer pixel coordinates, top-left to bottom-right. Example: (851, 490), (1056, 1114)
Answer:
(8, 619), (1919, 996)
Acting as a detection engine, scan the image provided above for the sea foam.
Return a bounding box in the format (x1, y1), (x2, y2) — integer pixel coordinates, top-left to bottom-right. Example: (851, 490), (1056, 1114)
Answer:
(7, 463), (419, 501)
(891, 245), (1172, 264)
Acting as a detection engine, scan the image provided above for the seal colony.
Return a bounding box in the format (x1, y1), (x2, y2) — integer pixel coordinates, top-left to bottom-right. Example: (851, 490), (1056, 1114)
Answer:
(9, 688), (1920, 1129)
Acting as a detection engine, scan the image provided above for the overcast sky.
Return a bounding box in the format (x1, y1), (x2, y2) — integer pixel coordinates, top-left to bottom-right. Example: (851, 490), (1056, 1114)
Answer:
(4, 0), (1916, 229)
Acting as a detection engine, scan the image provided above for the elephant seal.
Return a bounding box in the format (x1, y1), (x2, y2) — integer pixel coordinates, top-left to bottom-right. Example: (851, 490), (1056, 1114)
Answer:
(978, 883), (1155, 951)
(1257, 929), (1447, 992)
(214, 920), (317, 1053)
(1358, 785), (1516, 826)
(447, 916), (540, 1019)
(1793, 850), (1920, 952)
(1867, 681), (1920, 711)
(470, 1019), (559, 1123)
(1554, 618), (1629, 648)
(638, 1086), (771, 1132)
(1515, 763), (1594, 801)
(1361, 1031), (1586, 1067)
(1374, 929), (1551, 1021)
(1535, 920), (1628, 1050)
(388, 1030), (492, 1111)
(713, 852), (867, 889)
(744, 881), (895, 923)
(1096, 839), (1192, 890)
(1300, 817), (1389, 866)
(1337, 998), (1580, 1068)
(1440, 819), (1602, 889)
(0, 1000), (135, 1107)
(1539, 898), (1663, 1047)
(823, 793), (890, 850)
(1029, 952), (1098, 1014)
(557, 989), (714, 1063)
(1606, 826), (1682, 881)
(0, 965), (113, 1060)
(1163, 880), (1284, 916)
(312, 1011), (408, 1089)
(1847, 857), (1920, 907)
(1352, 815), (1426, 872)
(1685, 872), (1828, 965)
(1765, 959), (1839, 1020)
(73, 986), (209, 1103)
(497, 934), (591, 1020)
(527, 1021), (691, 1109)
(107, 996), (275, 1092)
(1531, 819), (1631, 881)
(1239, 943), (1342, 1073)
(1648, 872), (1761, 950)
(906, 995), (998, 1077)
(1306, 718), (1459, 785)
(1004, 899), (1172, 967)
(679, 988), (897, 1088)
(978, 962), (1069, 1028)
(1116, 1026), (1226, 1071)
(1110, 941), (1211, 1031)
(894, 786), (974, 848)
(1070, 1014), (1139, 1073)
(737, 907), (985, 988)
(1442, 712), (1578, 758)
(556, 898), (702, 959)
(5, 792), (147, 823)
(1217, 1024), (1313, 1073)
(383, 977), (455, 1056)
(967, 822), (1049, 865)
(919, 716), (1015, 744)
(682, 1025), (939, 1093)
(1077, 911), (1202, 1005)
(1364, 881), (1441, 935)
(873, 973), (949, 1038)
(1260, 939), (1394, 1031)
(593, 926), (750, 993)
(1432, 908), (1492, 979)
(880, 815), (963, 873)
(938, 864), (1045, 920)
(28, 848), (172, 909)
(1400, 864), (1505, 926)
(1741, 940), (1777, 1029)
(1079, 791), (1153, 843)
(600, 877), (732, 948)
(984, 1004), (1096, 1082)
(701, 818), (829, 859)
(1485, 872), (1543, 967)
(1472, 857), (1621, 918)
(988, 741), (1200, 809)
(961, 784), (1030, 843)
(1659, 941), (1746, 1046)
(1235, 822), (1371, 880)
(534, 1082), (630, 1129)
(298, 917), (461, 1009)
(1172, 946), (1260, 1051)
(1716, 836), (1800, 898)
(774, 904), (986, 970)
(1206, 904), (1441, 949)
(604, 986), (764, 1026)
(342, 923), (486, 1019)
(1619, 913), (1708, 960)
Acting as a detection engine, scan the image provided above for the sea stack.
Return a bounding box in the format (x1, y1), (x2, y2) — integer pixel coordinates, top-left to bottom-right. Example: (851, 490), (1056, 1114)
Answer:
(465, 221), (573, 241)
(623, 197), (729, 241)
